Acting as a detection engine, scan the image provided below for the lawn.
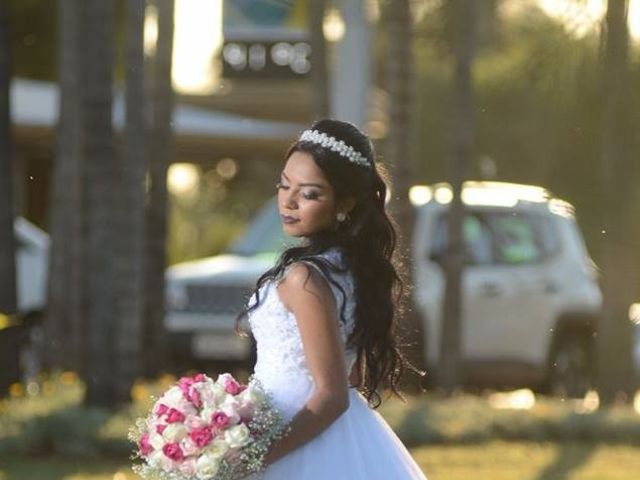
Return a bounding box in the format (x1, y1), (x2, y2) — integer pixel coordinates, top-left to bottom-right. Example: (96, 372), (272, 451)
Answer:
(1, 442), (640, 480)
(413, 441), (640, 480)
(2, 374), (639, 479)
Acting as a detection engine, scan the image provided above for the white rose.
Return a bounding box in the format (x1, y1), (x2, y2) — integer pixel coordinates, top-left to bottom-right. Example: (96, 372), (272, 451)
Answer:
(148, 449), (173, 472)
(181, 437), (200, 456)
(185, 414), (207, 430)
(238, 384), (264, 405)
(149, 432), (165, 451)
(162, 423), (188, 442)
(204, 438), (230, 459)
(211, 382), (227, 403)
(196, 454), (221, 479)
(148, 449), (165, 468)
(178, 457), (197, 477)
(200, 406), (215, 423)
(224, 424), (252, 448)
(162, 386), (184, 405)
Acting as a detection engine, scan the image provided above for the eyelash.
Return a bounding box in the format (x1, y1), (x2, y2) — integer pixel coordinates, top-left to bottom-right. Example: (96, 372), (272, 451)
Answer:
(276, 182), (319, 200)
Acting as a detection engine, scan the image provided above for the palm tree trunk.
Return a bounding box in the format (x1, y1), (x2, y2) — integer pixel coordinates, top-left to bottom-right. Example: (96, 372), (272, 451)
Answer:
(144, 0), (174, 377)
(46, 0), (84, 372)
(81, 0), (116, 407)
(382, 0), (425, 389)
(309, 0), (329, 119)
(0, 1), (17, 319)
(596, 0), (636, 404)
(439, 0), (477, 394)
(113, 0), (146, 403)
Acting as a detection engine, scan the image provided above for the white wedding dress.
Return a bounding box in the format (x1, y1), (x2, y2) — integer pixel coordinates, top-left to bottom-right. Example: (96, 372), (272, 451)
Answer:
(247, 247), (428, 479)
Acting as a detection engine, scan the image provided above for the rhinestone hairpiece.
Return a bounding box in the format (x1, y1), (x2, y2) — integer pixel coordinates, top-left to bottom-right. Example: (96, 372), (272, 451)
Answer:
(299, 129), (370, 168)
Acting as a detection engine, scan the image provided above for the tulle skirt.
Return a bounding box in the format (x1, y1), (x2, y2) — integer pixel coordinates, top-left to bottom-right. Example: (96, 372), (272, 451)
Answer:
(254, 388), (428, 480)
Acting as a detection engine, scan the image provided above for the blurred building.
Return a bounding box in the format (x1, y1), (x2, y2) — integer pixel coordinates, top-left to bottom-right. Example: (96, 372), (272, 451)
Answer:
(11, 0), (374, 227)
(10, 77), (304, 228)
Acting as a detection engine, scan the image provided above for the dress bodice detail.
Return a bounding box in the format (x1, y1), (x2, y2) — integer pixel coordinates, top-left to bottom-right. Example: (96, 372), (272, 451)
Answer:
(247, 247), (357, 420)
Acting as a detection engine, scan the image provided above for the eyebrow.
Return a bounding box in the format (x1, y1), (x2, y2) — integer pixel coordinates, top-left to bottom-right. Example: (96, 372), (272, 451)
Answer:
(281, 171), (327, 189)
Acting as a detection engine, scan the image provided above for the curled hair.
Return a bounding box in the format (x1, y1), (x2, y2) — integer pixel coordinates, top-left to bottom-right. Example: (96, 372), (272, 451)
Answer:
(238, 119), (416, 408)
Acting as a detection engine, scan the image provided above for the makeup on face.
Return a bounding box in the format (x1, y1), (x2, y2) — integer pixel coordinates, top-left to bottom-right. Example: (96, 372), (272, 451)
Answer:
(277, 151), (338, 237)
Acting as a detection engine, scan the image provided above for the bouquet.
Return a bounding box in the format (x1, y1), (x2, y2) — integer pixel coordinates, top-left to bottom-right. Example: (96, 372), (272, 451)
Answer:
(129, 373), (288, 480)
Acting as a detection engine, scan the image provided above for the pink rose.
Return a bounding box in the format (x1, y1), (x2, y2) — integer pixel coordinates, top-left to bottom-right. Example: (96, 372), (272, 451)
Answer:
(212, 411), (230, 429)
(155, 403), (169, 417)
(166, 408), (186, 424)
(186, 387), (202, 408)
(178, 379), (192, 397)
(223, 378), (242, 395)
(162, 442), (184, 461)
(139, 432), (153, 456)
(156, 424), (167, 435)
(192, 373), (206, 383)
(188, 427), (213, 448)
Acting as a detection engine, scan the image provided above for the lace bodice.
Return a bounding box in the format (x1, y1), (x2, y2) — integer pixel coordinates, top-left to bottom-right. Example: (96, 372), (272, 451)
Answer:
(247, 247), (357, 421)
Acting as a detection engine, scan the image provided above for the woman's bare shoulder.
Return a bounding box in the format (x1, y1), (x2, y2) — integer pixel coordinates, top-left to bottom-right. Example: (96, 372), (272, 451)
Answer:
(276, 261), (334, 310)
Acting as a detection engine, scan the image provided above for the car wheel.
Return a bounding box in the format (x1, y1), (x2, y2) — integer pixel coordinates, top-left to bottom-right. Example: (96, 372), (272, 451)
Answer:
(548, 335), (593, 398)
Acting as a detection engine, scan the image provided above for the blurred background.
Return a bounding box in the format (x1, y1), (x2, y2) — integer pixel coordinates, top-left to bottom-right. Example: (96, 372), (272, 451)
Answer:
(1, 0), (640, 478)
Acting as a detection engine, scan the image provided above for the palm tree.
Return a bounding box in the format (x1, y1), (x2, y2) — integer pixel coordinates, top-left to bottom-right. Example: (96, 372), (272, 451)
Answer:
(0, 2), (17, 321)
(310, 0), (329, 119)
(81, 0), (117, 407)
(113, 0), (146, 403)
(381, 0), (425, 388)
(596, 0), (636, 404)
(144, 0), (175, 377)
(439, 0), (477, 393)
(46, 0), (84, 372)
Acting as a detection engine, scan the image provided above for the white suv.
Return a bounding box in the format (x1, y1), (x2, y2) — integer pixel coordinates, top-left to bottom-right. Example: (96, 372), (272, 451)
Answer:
(164, 200), (296, 371)
(164, 181), (604, 396)
(412, 181), (602, 397)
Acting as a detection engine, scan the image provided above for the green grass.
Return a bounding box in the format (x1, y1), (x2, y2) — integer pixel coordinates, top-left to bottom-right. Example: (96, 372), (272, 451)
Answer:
(413, 441), (640, 480)
(1, 442), (639, 480)
(2, 374), (640, 479)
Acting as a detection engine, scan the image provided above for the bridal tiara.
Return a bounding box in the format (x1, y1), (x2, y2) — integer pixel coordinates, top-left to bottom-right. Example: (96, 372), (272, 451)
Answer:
(299, 129), (370, 168)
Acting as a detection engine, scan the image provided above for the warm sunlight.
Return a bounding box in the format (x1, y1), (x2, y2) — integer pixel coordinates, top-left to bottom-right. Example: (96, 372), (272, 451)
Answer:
(488, 389), (536, 410)
(168, 163), (200, 195)
(537, 0), (640, 41)
(171, 0), (223, 94)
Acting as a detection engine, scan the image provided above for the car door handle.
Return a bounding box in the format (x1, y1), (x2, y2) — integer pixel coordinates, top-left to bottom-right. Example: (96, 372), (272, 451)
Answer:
(480, 282), (503, 297)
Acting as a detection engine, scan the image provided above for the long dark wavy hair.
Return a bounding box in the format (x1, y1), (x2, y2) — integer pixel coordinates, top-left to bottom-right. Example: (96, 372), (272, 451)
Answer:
(238, 119), (415, 408)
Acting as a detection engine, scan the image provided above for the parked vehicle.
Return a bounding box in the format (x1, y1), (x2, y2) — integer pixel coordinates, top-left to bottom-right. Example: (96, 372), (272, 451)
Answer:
(164, 199), (295, 371)
(165, 181), (603, 397)
(0, 217), (49, 392)
(412, 181), (602, 397)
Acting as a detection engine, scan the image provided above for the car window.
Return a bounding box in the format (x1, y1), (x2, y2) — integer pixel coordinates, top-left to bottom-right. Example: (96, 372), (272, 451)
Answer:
(489, 214), (540, 264)
(486, 211), (559, 265)
(430, 210), (560, 267)
(430, 213), (494, 266)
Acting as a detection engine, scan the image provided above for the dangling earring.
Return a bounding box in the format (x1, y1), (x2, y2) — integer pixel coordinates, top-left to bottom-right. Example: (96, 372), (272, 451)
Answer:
(336, 212), (347, 223)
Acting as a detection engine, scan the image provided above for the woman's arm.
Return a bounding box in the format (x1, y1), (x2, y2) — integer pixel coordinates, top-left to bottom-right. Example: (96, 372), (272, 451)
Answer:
(263, 262), (350, 466)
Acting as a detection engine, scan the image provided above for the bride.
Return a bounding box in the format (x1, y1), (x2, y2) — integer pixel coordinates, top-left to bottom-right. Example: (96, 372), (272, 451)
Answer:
(240, 119), (428, 479)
